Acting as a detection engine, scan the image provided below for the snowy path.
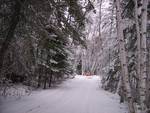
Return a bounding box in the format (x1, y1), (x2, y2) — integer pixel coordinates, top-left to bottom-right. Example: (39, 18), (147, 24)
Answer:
(0, 75), (128, 113)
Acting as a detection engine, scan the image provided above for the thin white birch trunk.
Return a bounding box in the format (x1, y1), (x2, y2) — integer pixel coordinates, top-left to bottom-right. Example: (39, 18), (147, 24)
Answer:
(140, 0), (148, 112)
(115, 0), (135, 113)
(133, 2), (142, 112)
(133, 0), (141, 82)
(98, 0), (102, 41)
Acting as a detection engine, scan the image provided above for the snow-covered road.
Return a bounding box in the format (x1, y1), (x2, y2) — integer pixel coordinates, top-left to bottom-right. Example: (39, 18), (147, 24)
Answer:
(0, 75), (128, 113)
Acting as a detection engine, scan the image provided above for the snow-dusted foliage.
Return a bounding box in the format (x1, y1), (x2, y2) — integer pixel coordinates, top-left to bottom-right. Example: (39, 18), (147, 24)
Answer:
(0, 0), (90, 91)
(78, 0), (150, 112)
(101, 1), (150, 113)
(81, 0), (119, 82)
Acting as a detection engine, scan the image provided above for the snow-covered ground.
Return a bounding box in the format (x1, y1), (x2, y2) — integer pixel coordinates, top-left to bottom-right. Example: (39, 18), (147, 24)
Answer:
(0, 75), (128, 113)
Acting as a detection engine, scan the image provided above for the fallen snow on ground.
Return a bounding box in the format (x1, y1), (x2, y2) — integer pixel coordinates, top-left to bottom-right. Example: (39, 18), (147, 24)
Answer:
(0, 75), (128, 113)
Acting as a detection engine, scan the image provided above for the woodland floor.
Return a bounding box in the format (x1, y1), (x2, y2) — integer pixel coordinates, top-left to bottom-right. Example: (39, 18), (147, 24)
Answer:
(0, 75), (128, 113)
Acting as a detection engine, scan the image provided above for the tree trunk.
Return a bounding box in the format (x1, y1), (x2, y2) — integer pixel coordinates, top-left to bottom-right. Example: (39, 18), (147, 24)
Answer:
(98, 0), (102, 44)
(115, 0), (135, 113)
(43, 77), (47, 89)
(140, 0), (148, 112)
(43, 69), (47, 89)
(133, 0), (141, 87)
(37, 67), (42, 88)
(117, 73), (125, 103)
(37, 74), (41, 88)
(146, 37), (150, 111)
(49, 72), (53, 87)
(0, 0), (24, 75)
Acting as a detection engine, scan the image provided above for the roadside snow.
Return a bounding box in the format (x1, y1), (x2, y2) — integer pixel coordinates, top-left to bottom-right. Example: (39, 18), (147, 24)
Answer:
(0, 75), (128, 113)
(0, 84), (32, 99)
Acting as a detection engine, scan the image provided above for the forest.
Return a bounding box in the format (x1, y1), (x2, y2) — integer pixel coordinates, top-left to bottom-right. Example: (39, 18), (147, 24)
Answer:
(0, 0), (150, 113)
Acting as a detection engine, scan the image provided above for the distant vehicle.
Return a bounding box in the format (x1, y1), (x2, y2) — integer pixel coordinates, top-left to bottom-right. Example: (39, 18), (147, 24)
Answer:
(83, 72), (92, 76)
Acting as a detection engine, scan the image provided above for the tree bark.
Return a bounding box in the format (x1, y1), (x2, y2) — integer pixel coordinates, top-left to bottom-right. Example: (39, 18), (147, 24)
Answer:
(0, 0), (24, 75)
(37, 66), (42, 88)
(115, 0), (135, 113)
(49, 72), (53, 87)
(133, 0), (141, 83)
(98, 0), (102, 43)
(43, 68), (47, 89)
(140, 0), (148, 112)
